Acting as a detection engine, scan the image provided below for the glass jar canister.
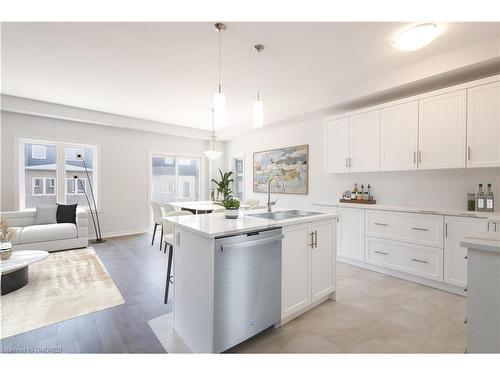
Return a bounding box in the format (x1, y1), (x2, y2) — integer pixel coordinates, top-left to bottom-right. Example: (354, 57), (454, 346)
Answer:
(467, 193), (476, 211)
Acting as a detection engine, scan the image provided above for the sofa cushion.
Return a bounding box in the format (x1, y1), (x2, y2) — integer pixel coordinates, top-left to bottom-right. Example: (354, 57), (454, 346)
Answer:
(19, 223), (77, 244)
(35, 205), (58, 225)
(57, 204), (78, 224)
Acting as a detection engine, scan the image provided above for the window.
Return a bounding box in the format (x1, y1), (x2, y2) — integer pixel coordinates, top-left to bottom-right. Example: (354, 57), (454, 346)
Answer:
(151, 154), (201, 204)
(66, 178), (86, 195)
(230, 154), (245, 201)
(32, 178), (44, 195)
(46, 178), (56, 195)
(31, 145), (47, 159)
(20, 140), (98, 209)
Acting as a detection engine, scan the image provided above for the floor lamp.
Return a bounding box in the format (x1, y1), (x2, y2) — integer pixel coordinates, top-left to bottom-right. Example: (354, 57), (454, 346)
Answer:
(75, 153), (105, 243)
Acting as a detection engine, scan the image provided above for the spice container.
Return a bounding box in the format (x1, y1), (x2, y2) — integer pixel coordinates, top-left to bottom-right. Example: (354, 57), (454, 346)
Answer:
(467, 193), (476, 211)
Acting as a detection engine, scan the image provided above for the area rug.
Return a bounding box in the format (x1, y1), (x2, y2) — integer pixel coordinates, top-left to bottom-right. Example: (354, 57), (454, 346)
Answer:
(0, 247), (125, 339)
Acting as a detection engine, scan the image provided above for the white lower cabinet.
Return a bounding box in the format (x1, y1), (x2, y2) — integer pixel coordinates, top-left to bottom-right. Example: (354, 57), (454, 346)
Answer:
(337, 207), (365, 261)
(444, 216), (487, 288)
(365, 236), (443, 281)
(281, 219), (336, 320)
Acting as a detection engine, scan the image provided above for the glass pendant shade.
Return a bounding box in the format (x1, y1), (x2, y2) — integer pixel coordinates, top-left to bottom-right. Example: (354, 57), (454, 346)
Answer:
(204, 149), (223, 160)
(213, 92), (226, 128)
(253, 99), (263, 128)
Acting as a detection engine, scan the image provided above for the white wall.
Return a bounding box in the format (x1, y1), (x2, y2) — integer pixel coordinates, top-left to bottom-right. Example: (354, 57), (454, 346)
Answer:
(225, 117), (500, 211)
(0, 111), (218, 237)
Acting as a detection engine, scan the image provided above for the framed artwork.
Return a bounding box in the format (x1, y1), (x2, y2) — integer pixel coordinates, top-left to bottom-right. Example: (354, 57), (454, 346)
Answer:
(253, 144), (308, 194)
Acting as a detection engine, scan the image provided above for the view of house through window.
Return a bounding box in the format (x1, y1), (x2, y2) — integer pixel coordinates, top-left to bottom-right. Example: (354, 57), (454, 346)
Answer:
(151, 154), (201, 204)
(21, 140), (97, 209)
(231, 155), (244, 201)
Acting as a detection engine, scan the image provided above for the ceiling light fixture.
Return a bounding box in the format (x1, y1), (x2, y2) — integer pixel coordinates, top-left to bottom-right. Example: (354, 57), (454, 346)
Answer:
(253, 44), (264, 129)
(393, 23), (441, 51)
(213, 23), (226, 128)
(204, 108), (222, 160)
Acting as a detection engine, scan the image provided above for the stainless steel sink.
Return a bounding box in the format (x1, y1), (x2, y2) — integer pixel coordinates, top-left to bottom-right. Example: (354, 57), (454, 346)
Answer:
(248, 210), (323, 220)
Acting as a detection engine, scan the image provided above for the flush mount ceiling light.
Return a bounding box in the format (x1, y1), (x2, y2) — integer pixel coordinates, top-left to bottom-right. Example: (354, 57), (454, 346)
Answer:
(204, 108), (223, 160)
(393, 23), (441, 51)
(213, 23), (226, 129)
(253, 44), (264, 129)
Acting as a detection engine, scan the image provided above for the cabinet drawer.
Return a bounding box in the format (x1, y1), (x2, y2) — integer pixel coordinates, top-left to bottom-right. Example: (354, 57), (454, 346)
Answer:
(365, 210), (443, 248)
(366, 237), (443, 281)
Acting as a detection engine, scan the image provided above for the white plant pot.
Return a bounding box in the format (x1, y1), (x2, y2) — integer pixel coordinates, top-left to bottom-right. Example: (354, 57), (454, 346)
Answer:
(225, 208), (239, 219)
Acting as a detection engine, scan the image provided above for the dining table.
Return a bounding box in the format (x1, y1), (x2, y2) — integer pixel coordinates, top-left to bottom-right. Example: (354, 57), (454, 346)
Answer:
(168, 200), (250, 214)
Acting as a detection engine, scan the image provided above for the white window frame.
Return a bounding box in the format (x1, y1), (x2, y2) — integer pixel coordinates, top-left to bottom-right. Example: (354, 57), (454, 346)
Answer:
(150, 153), (202, 202)
(19, 139), (99, 210)
(164, 180), (174, 194)
(31, 144), (47, 159)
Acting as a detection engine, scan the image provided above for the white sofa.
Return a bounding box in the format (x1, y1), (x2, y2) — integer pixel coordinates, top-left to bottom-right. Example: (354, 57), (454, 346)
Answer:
(1, 209), (89, 252)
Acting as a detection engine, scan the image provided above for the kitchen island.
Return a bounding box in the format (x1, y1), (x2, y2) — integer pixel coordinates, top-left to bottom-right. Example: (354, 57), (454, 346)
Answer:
(164, 208), (338, 353)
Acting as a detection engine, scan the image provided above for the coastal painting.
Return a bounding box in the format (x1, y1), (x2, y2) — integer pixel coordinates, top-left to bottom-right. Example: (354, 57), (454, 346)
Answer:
(253, 144), (308, 194)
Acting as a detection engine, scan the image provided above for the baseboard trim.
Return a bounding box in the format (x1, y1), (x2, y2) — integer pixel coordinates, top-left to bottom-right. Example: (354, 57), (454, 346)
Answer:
(337, 256), (466, 296)
(100, 228), (150, 239)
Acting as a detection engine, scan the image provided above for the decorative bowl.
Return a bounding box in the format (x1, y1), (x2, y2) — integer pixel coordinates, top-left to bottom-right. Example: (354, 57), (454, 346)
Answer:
(1, 248), (12, 261)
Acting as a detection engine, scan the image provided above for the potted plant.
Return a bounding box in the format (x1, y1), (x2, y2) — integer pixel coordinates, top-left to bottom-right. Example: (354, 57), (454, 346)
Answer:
(221, 197), (241, 219)
(211, 169), (234, 202)
(0, 218), (13, 260)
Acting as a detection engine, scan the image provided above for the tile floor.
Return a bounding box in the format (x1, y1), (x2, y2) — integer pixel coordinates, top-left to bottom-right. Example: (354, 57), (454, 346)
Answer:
(228, 262), (467, 353)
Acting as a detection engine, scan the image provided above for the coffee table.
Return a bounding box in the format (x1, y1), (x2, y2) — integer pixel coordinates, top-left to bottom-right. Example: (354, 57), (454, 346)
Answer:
(0, 250), (49, 295)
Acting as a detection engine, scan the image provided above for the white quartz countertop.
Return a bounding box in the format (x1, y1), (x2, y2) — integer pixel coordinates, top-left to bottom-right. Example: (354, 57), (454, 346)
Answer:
(461, 232), (500, 254)
(163, 208), (338, 238)
(313, 202), (500, 220)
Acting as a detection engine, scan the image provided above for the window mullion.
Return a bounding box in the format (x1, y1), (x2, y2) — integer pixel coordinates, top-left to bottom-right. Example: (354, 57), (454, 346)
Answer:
(175, 157), (179, 201)
(56, 144), (65, 204)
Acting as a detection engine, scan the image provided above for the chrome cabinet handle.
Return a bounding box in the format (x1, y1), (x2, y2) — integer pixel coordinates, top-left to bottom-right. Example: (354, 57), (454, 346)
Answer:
(445, 222), (448, 237)
(411, 227), (429, 231)
(374, 222), (388, 226)
(345, 158), (348, 168)
(349, 158), (352, 168)
(411, 258), (428, 264)
(495, 223), (498, 232)
(418, 150), (422, 163)
(467, 146), (471, 161)
(413, 151), (416, 164)
(313, 230), (318, 248)
(374, 250), (388, 255)
(176, 232), (180, 247)
(309, 232), (314, 249)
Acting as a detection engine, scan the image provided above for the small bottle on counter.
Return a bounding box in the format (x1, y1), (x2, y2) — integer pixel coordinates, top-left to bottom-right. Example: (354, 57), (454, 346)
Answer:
(477, 184), (485, 212)
(467, 193), (476, 211)
(357, 185), (364, 200)
(363, 185), (369, 200)
(486, 183), (495, 212)
(367, 184), (372, 200)
(351, 183), (358, 200)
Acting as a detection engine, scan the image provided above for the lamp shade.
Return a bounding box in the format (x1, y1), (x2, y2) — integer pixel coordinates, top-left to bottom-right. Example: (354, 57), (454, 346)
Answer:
(253, 99), (263, 128)
(204, 150), (223, 160)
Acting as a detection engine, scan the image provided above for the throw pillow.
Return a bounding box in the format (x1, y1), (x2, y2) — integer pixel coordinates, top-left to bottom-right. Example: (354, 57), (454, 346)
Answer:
(56, 204), (78, 224)
(34, 205), (58, 225)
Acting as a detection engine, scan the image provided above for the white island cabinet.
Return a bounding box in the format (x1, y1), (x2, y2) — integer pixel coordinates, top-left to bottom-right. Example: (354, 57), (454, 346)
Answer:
(165, 209), (337, 353)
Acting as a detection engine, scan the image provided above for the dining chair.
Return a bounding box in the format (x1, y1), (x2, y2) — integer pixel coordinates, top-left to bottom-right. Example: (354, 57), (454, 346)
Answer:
(162, 210), (193, 304)
(249, 205), (267, 210)
(150, 201), (165, 250)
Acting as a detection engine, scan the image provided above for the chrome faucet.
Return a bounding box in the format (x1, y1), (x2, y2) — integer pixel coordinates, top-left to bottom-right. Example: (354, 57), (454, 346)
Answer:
(267, 176), (279, 212)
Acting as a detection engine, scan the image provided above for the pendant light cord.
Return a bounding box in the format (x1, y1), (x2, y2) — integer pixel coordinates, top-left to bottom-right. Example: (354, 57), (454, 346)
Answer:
(218, 30), (222, 94)
(257, 49), (260, 100)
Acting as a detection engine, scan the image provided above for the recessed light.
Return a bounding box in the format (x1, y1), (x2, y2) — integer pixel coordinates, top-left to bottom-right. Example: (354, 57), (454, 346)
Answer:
(393, 23), (441, 51)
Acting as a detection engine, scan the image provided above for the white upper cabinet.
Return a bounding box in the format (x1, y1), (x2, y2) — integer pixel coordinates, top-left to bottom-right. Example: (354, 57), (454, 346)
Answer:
(467, 81), (500, 168)
(349, 110), (380, 172)
(418, 90), (467, 170)
(380, 101), (419, 171)
(324, 117), (350, 173)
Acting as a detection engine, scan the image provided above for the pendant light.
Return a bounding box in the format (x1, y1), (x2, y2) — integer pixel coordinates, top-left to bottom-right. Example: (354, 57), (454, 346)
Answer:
(253, 44), (264, 128)
(204, 108), (222, 160)
(213, 23), (226, 128)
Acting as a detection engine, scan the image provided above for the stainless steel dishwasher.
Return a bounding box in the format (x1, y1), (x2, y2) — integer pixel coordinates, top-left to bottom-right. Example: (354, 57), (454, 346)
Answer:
(213, 227), (283, 353)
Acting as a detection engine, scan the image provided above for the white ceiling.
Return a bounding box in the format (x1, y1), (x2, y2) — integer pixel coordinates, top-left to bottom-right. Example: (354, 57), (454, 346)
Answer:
(2, 22), (500, 131)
